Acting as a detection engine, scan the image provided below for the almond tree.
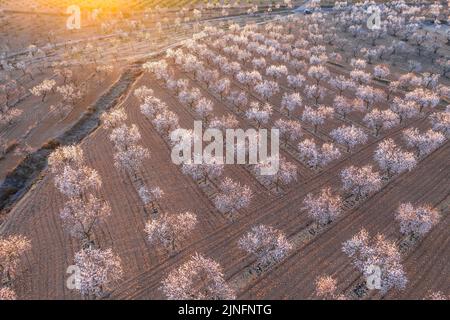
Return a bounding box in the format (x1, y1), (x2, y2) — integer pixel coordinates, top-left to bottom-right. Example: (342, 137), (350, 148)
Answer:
(303, 187), (342, 225)
(308, 65), (330, 85)
(274, 119), (303, 146)
(138, 185), (164, 213)
(140, 96), (168, 119)
(342, 229), (407, 294)
(227, 90), (248, 112)
(161, 253), (235, 300)
(405, 88), (440, 112)
(254, 80), (279, 101)
(350, 69), (371, 85)
(424, 291), (449, 300)
(145, 211), (197, 254)
(74, 247), (123, 299)
(0, 287), (16, 300)
(363, 109), (399, 136)
(109, 124), (141, 151)
(194, 97), (214, 124)
(238, 225), (292, 265)
(333, 96), (355, 119)
(395, 203), (440, 238)
(301, 105), (333, 133)
(390, 97), (419, 123)
(328, 75), (355, 95)
(178, 88), (202, 108)
(101, 108), (127, 129)
(315, 275), (346, 300)
(281, 92), (302, 117)
(236, 70), (262, 89)
(152, 110), (179, 138)
(143, 60), (169, 81)
(0, 235), (31, 283)
(134, 85), (154, 103)
(214, 177), (253, 220)
(212, 78), (230, 100)
(113, 145), (150, 179)
(208, 114), (239, 134)
(252, 57), (266, 70)
(287, 74), (306, 89)
(55, 83), (78, 104)
(245, 102), (272, 128)
(60, 194), (111, 246)
(30, 79), (56, 102)
(48, 144), (85, 174)
(305, 84), (326, 105)
(374, 139), (417, 177)
(54, 165), (102, 198)
(182, 159), (224, 184)
(340, 165), (382, 199)
(355, 85), (383, 110)
(373, 64), (390, 79)
(255, 157), (297, 191)
(402, 128), (445, 157)
(266, 65), (288, 80)
(330, 125), (368, 152)
(298, 139), (341, 169)
(429, 108), (450, 137)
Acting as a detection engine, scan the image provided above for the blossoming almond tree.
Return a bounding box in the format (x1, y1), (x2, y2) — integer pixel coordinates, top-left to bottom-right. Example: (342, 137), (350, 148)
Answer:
(363, 109), (399, 136)
(395, 203), (440, 238)
(182, 158), (224, 184)
(405, 88), (440, 113)
(194, 97), (214, 124)
(30, 79), (56, 102)
(331, 125), (368, 152)
(54, 165), (102, 198)
(298, 139), (341, 169)
(214, 177), (253, 220)
(0, 286), (16, 300)
(48, 144), (85, 174)
(74, 247), (123, 299)
(245, 102), (273, 128)
(303, 187), (342, 225)
(255, 156), (297, 191)
(101, 108), (127, 130)
(328, 75), (355, 96)
(208, 114), (239, 134)
(161, 253), (235, 300)
(301, 105), (333, 133)
(402, 128), (445, 157)
(390, 97), (419, 123)
(254, 80), (279, 101)
(238, 225), (292, 266)
(374, 139), (417, 177)
(281, 92), (302, 117)
(138, 185), (164, 213)
(0, 235), (31, 283)
(333, 96), (355, 119)
(274, 119), (303, 146)
(340, 165), (382, 199)
(315, 275), (347, 300)
(342, 229), (407, 294)
(60, 194), (111, 246)
(145, 211), (197, 254)
(429, 107), (450, 137)
(133, 85), (154, 103)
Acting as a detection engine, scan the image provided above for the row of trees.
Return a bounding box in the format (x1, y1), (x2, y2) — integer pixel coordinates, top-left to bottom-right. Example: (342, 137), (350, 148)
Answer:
(48, 144), (122, 299)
